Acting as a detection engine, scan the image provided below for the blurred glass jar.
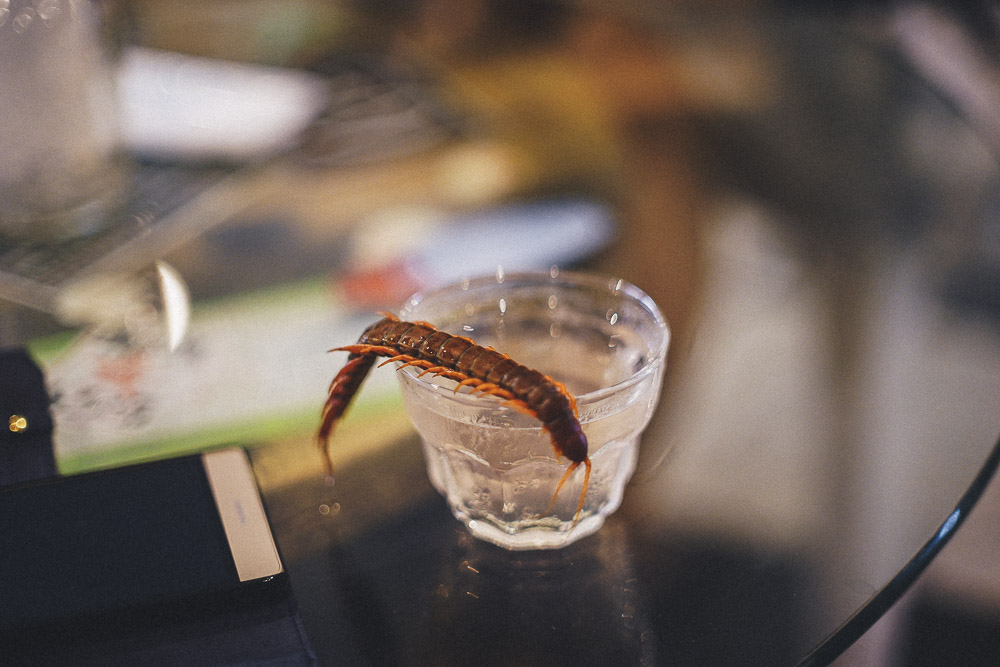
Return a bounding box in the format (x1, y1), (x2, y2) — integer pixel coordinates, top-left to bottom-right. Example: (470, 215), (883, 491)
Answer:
(0, 0), (126, 242)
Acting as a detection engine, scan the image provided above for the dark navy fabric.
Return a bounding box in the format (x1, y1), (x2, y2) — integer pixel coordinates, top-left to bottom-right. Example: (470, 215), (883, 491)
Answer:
(0, 348), (316, 665)
(0, 347), (57, 486)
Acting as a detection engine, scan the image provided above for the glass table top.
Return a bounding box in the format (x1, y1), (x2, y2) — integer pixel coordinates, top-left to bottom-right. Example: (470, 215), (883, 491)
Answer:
(2, 4), (999, 665)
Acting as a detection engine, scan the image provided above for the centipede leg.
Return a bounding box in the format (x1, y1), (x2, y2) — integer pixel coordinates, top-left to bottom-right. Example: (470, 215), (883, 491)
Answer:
(480, 386), (515, 401)
(547, 377), (578, 416)
(380, 357), (464, 382)
(418, 366), (469, 384)
(379, 355), (422, 369)
(454, 377), (483, 393)
(500, 397), (535, 416)
(468, 382), (501, 395)
(380, 357), (474, 387)
(377, 354), (417, 368)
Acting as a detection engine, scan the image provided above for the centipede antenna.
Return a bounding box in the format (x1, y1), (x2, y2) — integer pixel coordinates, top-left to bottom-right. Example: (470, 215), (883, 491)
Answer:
(545, 458), (592, 526)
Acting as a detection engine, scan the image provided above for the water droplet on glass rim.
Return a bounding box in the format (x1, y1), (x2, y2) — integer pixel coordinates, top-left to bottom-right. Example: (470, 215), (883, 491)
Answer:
(13, 9), (34, 33)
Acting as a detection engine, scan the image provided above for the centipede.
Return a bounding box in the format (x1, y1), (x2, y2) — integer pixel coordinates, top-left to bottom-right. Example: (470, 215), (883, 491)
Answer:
(318, 313), (592, 521)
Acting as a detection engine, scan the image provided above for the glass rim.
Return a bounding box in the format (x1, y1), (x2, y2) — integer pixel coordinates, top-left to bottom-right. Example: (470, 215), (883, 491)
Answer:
(397, 269), (669, 411)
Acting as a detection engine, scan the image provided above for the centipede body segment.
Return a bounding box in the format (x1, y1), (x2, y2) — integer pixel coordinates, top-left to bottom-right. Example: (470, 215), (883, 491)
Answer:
(318, 314), (592, 522)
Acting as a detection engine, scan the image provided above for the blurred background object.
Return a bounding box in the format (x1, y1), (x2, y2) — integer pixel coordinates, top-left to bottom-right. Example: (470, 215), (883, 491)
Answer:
(0, 0), (128, 242)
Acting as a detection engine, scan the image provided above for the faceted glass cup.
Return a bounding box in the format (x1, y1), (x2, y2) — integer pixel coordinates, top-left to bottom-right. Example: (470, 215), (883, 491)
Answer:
(397, 270), (669, 549)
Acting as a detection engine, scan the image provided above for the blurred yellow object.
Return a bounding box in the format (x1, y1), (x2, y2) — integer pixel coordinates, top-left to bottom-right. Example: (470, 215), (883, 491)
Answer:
(8, 415), (28, 433)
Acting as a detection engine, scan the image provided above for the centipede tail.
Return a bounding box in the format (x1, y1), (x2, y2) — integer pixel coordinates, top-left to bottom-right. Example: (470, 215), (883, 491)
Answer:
(320, 316), (592, 522)
(318, 353), (377, 480)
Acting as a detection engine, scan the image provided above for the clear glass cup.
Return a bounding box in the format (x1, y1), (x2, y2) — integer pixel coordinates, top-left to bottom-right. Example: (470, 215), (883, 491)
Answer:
(397, 270), (669, 549)
(0, 0), (126, 241)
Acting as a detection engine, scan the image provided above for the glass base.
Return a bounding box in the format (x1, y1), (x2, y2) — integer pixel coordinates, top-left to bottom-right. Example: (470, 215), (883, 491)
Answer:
(0, 163), (127, 243)
(463, 513), (606, 550)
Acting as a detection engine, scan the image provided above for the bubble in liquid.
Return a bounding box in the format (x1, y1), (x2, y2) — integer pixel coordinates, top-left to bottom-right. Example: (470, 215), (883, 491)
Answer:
(13, 9), (33, 32)
(547, 294), (558, 309)
(318, 502), (341, 515)
(37, 0), (60, 21)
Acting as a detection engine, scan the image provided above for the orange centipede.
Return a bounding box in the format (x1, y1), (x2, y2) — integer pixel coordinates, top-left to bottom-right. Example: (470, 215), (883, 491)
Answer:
(318, 313), (592, 521)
